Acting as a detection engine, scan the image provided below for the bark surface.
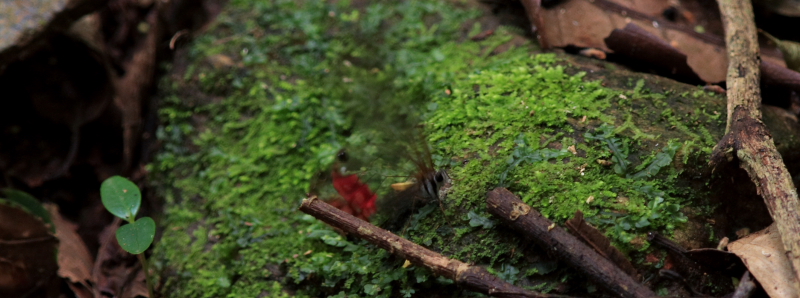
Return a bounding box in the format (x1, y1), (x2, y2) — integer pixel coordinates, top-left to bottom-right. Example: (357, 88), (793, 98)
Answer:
(713, 0), (800, 286)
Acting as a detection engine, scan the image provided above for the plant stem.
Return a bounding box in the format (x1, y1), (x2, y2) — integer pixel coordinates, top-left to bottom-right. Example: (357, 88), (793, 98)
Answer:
(137, 253), (154, 298)
(128, 216), (154, 298)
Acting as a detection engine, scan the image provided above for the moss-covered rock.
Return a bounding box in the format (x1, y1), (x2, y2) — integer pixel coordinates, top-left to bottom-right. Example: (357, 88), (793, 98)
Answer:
(149, 0), (800, 297)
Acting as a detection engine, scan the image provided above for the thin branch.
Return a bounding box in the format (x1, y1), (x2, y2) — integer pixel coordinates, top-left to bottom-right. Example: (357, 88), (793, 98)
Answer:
(712, 0), (800, 287)
(299, 196), (572, 298)
(486, 188), (656, 298)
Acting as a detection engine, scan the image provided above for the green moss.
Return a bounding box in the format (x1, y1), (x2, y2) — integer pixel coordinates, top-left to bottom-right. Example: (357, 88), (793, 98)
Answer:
(151, 0), (727, 296)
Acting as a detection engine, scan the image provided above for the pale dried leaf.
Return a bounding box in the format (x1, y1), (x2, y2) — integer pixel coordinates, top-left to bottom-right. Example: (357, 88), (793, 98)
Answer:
(604, 23), (702, 82)
(529, 0), (785, 82)
(728, 223), (800, 298)
(542, 0), (728, 82)
(120, 269), (149, 298)
(47, 203), (94, 294)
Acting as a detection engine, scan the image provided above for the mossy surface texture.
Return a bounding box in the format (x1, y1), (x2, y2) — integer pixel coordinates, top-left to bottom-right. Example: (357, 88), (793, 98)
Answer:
(151, 0), (727, 296)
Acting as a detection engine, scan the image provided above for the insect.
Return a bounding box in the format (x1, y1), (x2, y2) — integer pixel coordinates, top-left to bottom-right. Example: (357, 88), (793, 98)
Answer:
(330, 151), (378, 221)
(314, 150), (378, 221)
(375, 131), (451, 232)
(309, 114), (450, 228)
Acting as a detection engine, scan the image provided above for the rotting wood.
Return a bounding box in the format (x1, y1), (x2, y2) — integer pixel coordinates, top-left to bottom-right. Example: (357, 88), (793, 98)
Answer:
(299, 196), (571, 298)
(486, 188), (656, 298)
(712, 0), (800, 287)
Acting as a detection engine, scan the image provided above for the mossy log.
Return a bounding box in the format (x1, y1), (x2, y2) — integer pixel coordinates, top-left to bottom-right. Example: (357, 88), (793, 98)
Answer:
(149, 1), (800, 295)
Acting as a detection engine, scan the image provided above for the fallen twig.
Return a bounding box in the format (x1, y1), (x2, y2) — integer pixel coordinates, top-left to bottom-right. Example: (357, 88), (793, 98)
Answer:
(298, 196), (570, 298)
(712, 0), (800, 286)
(486, 188), (655, 298)
(565, 210), (638, 279)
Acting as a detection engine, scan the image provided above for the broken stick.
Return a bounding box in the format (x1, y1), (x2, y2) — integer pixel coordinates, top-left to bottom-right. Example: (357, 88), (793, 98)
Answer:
(713, 0), (800, 287)
(298, 196), (568, 298)
(486, 188), (655, 298)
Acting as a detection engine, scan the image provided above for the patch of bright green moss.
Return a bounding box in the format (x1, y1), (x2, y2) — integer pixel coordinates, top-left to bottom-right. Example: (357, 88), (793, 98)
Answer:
(151, 0), (724, 297)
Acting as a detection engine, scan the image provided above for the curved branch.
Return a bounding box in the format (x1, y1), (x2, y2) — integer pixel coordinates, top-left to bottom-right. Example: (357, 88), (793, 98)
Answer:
(712, 0), (800, 287)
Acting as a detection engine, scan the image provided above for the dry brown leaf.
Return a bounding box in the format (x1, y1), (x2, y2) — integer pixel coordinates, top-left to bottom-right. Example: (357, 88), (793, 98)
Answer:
(565, 210), (639, 279)
(0, 202), (58, 296)
(120, 269), (149, 298)
(537, 0), (670, 51)
(728, 223), (800, 298)
(47, 203), (95, 297)
(93, 218), (149, 298)
(604, 23), (702, 83)
(527, 0), (785, 82)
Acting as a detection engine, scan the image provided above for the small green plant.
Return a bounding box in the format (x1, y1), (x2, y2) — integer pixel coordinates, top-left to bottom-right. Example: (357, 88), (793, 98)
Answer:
(590, 183), (688, 245)
(100, 176), (155, 297)
(628, 141), (681, 180)
(499, 133), (571, 185)
(585, 124), (631, 175)
(585, 124), (681, 180)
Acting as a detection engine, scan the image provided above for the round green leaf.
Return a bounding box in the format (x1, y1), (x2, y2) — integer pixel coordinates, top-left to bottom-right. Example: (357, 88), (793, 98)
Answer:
(101, 176), (141, 220)
(116, 217), (155, 254)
